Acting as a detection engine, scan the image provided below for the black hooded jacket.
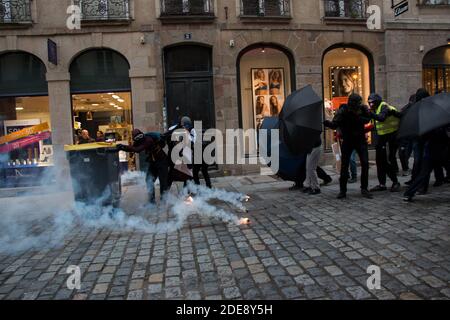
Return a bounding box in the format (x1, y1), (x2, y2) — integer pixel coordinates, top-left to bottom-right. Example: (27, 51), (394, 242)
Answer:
(324, 100), (372, 145)
(121, 129), (167, 162)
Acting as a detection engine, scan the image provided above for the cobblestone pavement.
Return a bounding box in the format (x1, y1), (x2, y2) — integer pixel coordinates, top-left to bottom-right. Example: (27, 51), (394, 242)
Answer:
(0, 168), (449, 300)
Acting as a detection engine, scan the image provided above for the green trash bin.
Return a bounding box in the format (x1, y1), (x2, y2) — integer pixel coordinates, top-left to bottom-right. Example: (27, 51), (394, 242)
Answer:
(65, 143), (121, 207)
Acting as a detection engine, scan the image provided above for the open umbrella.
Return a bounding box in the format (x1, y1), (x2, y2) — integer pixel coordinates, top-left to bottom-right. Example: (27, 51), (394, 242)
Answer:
(397, 92), (450, 139)
(279, 85), (323, 155)
(259, 117), (306, 181)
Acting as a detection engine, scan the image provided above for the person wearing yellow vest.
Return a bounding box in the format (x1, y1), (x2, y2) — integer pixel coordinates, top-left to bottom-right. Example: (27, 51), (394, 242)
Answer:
(368, 93), (401, 192)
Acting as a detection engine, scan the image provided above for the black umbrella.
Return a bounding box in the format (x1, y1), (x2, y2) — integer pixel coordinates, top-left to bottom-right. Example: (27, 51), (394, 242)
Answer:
(259, 117), (306, 181)
(397, 92), (450, 139)
(279, 85), (323, 155)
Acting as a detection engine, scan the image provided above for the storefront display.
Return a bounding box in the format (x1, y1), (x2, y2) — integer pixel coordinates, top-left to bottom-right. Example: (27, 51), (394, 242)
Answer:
(239, 46), (294, 155)
(251, 68), (285, 130)
(422, 45), (449, 95)
(322, 47), (372, 149)
(0, 96), (54, 188)
(72, 92), (134, 171)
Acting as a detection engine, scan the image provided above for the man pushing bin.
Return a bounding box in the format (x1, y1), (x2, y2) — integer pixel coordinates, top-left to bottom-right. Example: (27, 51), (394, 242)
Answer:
(117, 129), (169, 204)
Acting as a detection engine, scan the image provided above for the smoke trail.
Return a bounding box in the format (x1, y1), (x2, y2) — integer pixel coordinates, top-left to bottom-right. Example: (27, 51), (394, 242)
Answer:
(0, 169), (249, 254)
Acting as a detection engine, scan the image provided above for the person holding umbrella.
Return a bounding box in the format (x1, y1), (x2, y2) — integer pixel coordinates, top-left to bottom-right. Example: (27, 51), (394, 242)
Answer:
(403, 125), (449, 202)
(324, 93), (373, 199)
(367, 93), (401, 193)
(396, 90), (450, 201)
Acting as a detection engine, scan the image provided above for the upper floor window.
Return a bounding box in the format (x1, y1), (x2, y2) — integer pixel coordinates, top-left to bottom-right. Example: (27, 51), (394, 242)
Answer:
(160, 0), (214, 16)
(240, 0), (291, 17)
(324, 0), (368, 19)
(74, 0), (130, 21)
(0, 0), (32, 24)
(420, 0), (450, 5)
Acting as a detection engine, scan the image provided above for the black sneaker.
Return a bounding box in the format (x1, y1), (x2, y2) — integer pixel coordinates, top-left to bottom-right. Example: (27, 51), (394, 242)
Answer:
(403, 196), (413, 202)
(309, 189), (321, 195)
(370, 185), (387, 192)
(289, 184), (303, 191)
(302, 187), (313, 193)
(322, 177), (332, 186)
(361, 189), (373, 199)
(350, 177), (358, 184)
(433, 181), (444, 187)
(337, 192), (346, 199)
(390, 182), (401, 192)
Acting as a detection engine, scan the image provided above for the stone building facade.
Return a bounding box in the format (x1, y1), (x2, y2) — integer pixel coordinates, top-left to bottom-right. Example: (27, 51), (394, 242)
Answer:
(0, 0), (449, 186)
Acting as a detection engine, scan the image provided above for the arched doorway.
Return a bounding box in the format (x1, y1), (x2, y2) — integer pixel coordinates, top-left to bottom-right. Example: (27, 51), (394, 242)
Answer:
(0, 51), (53, 188)
(423, 45), (450, 95)
(163, 44), (215, 129)
(237, 43), (295, 155)
(69, 48), (134, 170)
(322, 44), (374, 149)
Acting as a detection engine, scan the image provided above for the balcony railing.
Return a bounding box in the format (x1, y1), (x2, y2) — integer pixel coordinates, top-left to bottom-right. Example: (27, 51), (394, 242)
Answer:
(0, 0), (32, 24)
(419, 0), (450, 5)
(75, 0), (130, 21)
(240, 0), (291, 17)
(160, 0), (214, 16)
(324, 0), (368, 19)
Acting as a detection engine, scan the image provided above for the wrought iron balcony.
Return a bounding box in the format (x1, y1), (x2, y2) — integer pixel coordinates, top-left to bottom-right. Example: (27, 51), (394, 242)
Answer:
(240, 0), (291, 17)
(324, 0), (368, 19)
(0, 0), (32, 24)
(74, 0), (130, 21)
(419, 0), (450, 5)
(160, 0), (214, 16)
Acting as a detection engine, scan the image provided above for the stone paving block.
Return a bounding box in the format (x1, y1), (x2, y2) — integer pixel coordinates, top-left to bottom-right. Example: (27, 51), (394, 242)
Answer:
(324, 265), (344, 276)
(1, 175), (449, 300)
(346, 286), (372, 300)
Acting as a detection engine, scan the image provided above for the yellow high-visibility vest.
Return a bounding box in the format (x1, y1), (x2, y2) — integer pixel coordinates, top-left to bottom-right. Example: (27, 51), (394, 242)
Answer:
(375, 102), (399, 135)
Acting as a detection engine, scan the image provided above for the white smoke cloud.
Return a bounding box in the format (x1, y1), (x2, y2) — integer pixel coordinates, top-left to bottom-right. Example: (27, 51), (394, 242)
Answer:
(0, 167), (248, 254)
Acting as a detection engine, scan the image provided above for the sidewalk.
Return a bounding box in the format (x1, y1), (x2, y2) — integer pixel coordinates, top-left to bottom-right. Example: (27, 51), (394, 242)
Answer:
(0, 168), (449, 300)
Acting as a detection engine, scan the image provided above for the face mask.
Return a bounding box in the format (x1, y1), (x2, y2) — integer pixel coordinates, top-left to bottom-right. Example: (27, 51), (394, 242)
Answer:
(133, 133), (144, 142)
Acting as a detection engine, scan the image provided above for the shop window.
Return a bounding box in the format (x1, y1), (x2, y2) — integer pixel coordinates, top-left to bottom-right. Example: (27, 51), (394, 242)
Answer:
(70, 49), (134, 171)
(238, 46), (293, 155)
(322, 46), (372, 149)
(422, 45), (450, 94)
(0, 52), (53, 188)
(0, 96), (53, 187)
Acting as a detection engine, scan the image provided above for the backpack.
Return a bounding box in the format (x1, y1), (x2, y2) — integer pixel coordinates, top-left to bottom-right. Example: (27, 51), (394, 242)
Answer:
(144, 132), (166, 149)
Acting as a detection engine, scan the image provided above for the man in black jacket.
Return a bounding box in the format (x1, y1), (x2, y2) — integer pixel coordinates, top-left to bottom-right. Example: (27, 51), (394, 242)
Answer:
(117, 129), (169, 203)
(324, 93), (373, 199)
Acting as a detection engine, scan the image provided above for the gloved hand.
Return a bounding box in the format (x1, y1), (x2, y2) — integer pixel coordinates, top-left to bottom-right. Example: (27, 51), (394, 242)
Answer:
(388, 109), (401, 118)
(323, 120), (332, 127)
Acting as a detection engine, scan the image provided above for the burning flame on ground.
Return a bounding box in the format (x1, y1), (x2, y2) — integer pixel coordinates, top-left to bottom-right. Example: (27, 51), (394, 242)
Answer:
(184, 196), (194, 204)
(184, 193), (250, 226)
(239, 218), (250, 225)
